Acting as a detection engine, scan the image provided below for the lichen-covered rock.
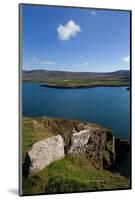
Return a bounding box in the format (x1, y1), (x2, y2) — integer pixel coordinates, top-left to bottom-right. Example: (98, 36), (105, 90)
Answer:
(28, 135), (65, 173)
(67, 128), (116, 170)
(68, 129), (90, 153)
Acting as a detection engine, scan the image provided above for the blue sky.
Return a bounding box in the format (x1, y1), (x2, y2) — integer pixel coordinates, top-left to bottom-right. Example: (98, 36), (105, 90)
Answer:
(22, 4), (130, 72)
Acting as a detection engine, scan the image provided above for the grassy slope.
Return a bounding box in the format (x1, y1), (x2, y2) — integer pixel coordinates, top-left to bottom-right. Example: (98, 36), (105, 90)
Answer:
(23, 155), (130, 195)
(22, 117), (54, 160)
(22, 117), (130, 195)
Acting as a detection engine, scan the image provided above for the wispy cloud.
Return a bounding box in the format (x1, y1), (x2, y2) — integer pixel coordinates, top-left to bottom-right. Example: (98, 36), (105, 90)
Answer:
(122, 56), (130, 63)
(39, 61), (56, 65)
(31, 57), (56, 65)
(72, 62), (89, 67)
(82, 62), (88, 65)
(24, 62), (33, 66)
(72, 64), (80, 67)
(57, 20), (81, 41)
(81, 56), (85, 59)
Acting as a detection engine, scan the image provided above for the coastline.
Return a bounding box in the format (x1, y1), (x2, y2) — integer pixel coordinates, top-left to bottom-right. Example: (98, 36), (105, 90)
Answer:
(40, 83), (130, 89)
(23, 81), (130, 89)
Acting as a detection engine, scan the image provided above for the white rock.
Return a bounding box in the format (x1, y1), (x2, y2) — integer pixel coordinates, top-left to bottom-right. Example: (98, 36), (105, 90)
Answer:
(68, 129), (90, 153)
(28, 135), (65, 173)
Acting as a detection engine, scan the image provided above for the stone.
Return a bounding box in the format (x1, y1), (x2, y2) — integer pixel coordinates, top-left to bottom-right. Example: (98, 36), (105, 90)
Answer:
(68, 129), (90, 154)
(67, 128), (116, 170)
(28, 135), (65, 173)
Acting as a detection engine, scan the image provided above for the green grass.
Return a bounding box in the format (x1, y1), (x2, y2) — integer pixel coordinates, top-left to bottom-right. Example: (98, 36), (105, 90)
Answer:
(22, 154), (130, 195)
(22, 117), (53, 160)
(42, 79), (129, 88)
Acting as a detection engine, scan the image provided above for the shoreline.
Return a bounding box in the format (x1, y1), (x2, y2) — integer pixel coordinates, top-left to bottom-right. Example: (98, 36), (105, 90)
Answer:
(22, 82), (130, 89)
(40, 84), (130, 89)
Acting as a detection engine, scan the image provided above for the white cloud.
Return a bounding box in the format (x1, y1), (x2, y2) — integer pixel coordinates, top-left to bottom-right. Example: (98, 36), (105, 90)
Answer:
(91, 10), (96, 15)
(122, 56), (130, 63)
(39, 61), (56, 65)
(57, 20), (81, 41)
(72, 62), (89, 67)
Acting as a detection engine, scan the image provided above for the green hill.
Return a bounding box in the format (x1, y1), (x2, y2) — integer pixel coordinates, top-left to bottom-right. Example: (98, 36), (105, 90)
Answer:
(23, 70), (130, 88)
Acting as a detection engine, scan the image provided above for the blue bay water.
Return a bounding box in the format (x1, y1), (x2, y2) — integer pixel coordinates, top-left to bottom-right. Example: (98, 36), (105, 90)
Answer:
(23, 83), (130, 140)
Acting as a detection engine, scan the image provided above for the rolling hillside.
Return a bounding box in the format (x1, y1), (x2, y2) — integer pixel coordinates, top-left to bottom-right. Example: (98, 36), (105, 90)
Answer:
(22, 69), (130, 88)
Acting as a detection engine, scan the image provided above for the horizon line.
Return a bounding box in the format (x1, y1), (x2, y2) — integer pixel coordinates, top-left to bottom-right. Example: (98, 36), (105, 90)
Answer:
(22, 68), (130, 73)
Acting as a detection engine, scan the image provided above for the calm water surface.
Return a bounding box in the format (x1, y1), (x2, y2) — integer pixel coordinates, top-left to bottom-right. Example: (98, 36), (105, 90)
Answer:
(23, 83), (130, 140)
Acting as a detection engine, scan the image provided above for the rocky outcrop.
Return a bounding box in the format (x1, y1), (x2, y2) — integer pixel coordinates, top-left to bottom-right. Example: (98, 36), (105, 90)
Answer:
(67, 128), (115, 170)
(23, 117), (130, 174)
(28, 135), (65, 173)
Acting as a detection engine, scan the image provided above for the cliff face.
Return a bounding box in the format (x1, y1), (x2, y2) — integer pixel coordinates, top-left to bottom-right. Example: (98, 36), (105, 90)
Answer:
(67, 128), (115, 170)
(23, 117), (129, 174)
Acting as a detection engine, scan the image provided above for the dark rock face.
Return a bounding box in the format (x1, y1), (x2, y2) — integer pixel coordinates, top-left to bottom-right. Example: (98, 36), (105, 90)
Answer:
(23, 152), (32, 177)
(115, 139), (130, 162)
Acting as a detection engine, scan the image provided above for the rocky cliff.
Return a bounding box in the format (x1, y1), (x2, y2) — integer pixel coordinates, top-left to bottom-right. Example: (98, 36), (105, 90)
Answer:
(23, 117), (129, 175)
(67, 128), (115, 170)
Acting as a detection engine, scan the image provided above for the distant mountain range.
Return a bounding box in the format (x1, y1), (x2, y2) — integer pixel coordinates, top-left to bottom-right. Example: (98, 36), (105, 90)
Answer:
(22, 69), (130, 88)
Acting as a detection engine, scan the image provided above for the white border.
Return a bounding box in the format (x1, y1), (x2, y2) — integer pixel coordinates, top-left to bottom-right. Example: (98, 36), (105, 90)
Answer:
(0, 0), (134, 199)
